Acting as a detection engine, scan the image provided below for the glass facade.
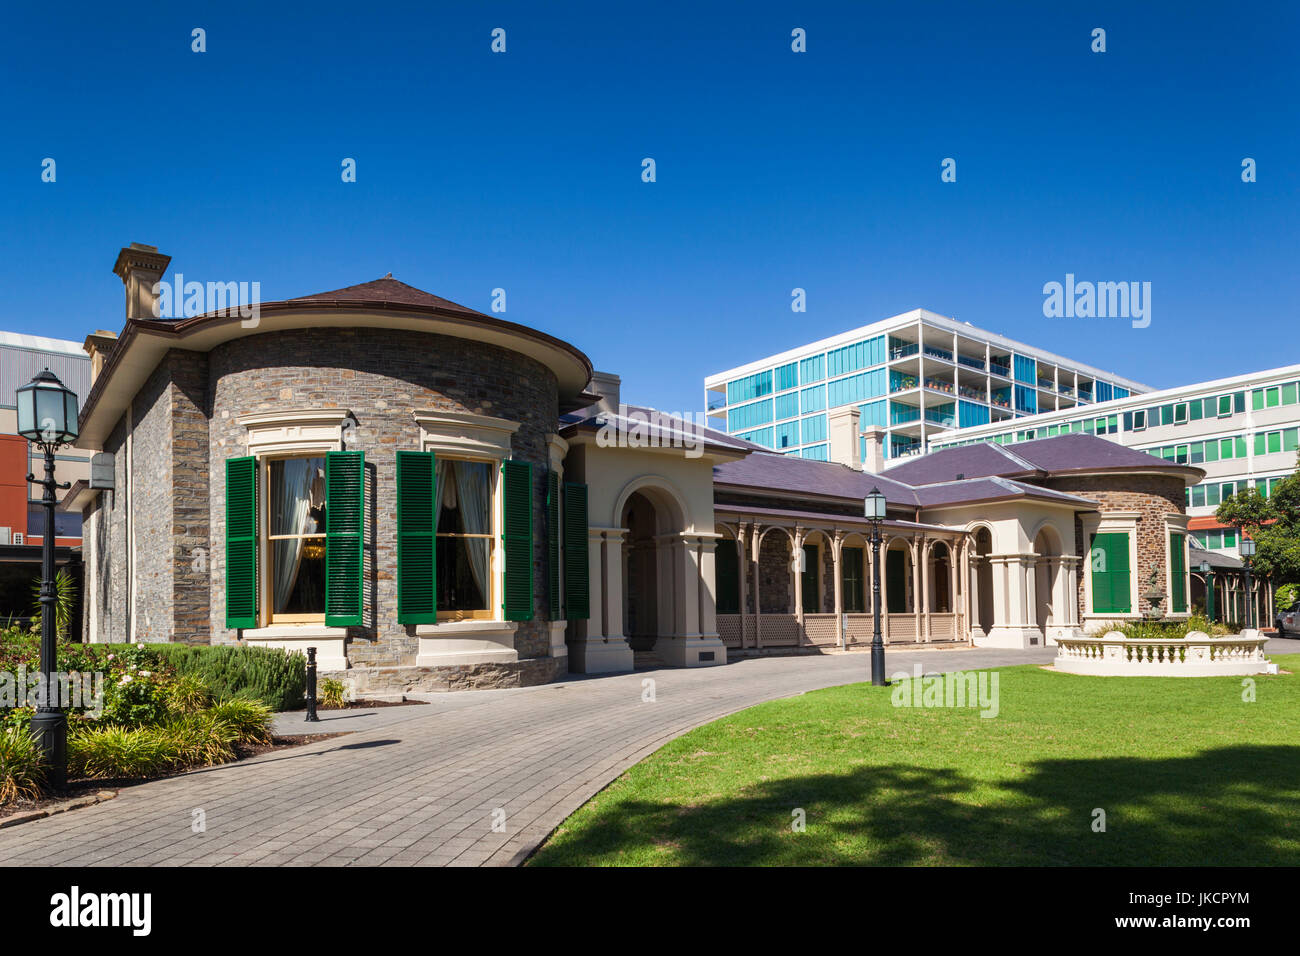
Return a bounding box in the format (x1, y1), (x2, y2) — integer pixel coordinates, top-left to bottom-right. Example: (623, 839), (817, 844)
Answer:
(710, 318), (1141, 458)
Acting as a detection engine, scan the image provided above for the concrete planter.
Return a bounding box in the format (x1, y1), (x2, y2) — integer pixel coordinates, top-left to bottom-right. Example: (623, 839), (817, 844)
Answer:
(1054, 630), (1272, 677)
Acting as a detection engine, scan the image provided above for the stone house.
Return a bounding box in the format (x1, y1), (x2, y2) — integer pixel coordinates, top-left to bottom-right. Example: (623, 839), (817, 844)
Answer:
(66, 244), (1206, 691)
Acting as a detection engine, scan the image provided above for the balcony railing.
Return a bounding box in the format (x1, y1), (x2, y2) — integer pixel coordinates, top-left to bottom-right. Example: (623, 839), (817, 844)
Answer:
(956, 384), (986, 401)
(1037, 378), (1055, 390)
(890, 375), (919, 392)
(990, 361), (1011, 378)
(925, 410), (956, 427)
(1078, 390), (1093, 402)
(1059, 385), (1075, 397)
(956, 354), (986, 371)
(890, 407), (921, 424)
(923, 377), (955, 395)
(923, 345), (953, 362)
(889, 343), (919, 360)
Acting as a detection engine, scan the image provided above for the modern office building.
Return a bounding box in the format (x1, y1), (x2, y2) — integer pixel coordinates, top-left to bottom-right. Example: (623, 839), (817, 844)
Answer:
(923, 363), (1300, 558)
(704, 309), (1150, 462)
(0, 331), (93, 619)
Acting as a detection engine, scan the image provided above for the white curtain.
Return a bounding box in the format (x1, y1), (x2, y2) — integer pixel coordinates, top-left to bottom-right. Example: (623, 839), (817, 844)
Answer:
(273, 459), (318, 613)
(455, 461), (492, 604)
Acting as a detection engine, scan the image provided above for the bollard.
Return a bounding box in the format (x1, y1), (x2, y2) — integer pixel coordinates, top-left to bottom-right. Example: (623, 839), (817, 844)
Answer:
(304, 646), (319, 723)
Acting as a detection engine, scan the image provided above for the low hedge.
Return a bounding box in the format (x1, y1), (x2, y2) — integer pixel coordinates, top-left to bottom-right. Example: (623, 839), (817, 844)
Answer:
(148, 644), (305, 711)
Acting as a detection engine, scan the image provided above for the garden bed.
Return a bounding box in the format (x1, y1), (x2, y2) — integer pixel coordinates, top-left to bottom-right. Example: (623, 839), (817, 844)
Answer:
(1, 629), (315, 811)
(0, 731), (346, 825)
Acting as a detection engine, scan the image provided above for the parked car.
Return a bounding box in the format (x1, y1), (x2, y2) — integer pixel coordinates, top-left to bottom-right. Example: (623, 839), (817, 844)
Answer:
(1275, 601), (1300, 637)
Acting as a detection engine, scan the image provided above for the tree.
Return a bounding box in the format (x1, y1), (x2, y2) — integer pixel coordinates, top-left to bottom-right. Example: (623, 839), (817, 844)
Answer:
(1216, 451), (1300, 586)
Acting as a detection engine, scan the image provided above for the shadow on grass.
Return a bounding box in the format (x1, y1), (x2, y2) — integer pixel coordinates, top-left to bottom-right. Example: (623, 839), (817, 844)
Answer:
(531, 745), (1300, 866)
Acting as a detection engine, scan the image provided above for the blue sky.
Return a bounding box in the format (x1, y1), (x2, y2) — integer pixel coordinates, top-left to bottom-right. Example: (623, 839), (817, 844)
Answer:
(2, 1), (1295, 414)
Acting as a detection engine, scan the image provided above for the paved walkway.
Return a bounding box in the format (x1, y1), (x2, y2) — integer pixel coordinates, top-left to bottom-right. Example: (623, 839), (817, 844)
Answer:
(2, 639), (1293, 867)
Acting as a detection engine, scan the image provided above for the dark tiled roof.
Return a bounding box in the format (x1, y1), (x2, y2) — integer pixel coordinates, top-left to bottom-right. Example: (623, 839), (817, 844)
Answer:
(912, 475), (1097, 508)
(282, 276), (488, 318)
(1190, 546), (1244, 571)
(713, 452), (922, 508)
(885, 434), (1200, 484)
(561, 405), (762, 454)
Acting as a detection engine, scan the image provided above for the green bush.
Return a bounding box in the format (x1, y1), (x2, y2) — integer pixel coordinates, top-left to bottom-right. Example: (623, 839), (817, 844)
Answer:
(162, 714), (237, 767)
(147, 644), (305, 711)
(69, 724), (176, 779)
(207, 697), (273, 745)
(1277, 583), (1299, 613)
(0, 726), (44, 804)
(166, 674), (213, 714)
(319, 677), (346, 709)
(1103, 614), (1235, 640)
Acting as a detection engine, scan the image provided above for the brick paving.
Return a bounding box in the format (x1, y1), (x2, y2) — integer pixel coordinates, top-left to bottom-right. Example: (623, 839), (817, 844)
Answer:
(2, 640), (1292, 867)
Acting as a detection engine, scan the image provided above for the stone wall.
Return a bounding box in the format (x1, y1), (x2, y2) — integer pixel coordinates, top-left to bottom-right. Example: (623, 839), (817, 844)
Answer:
(757, 531), (792, 613)
(205, 327), (561, 666)
(1043, 473), (1187, 619)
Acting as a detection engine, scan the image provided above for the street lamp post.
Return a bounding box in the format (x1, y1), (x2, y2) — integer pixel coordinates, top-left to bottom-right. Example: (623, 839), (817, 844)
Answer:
(1240, 536), (1257, 633)
(865, 487), (887, 686)
(1199, 559), (1215, 623)
(16, 369), (79, 791)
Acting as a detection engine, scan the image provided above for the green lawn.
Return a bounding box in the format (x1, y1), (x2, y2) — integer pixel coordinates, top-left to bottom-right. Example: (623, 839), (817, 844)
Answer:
(529, 655), (1300, 866)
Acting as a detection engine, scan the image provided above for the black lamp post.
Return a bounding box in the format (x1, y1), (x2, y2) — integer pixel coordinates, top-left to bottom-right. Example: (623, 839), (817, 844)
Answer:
(865, 487), (887, 686)
(16, 368), (79, 791)
(1240, 536), (1257, 632)
(1199, 559), (1215, 623)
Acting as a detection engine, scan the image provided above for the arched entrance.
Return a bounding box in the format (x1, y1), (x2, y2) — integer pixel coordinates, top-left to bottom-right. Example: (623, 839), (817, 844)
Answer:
(1032, 526), (1063, 638)
(618, 483), (690, 660)
(622, 491), (659, 651)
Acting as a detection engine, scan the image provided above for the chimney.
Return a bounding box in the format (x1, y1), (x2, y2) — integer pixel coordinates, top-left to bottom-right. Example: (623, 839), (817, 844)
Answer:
(861, 425), (886, 474)
(112, 243), (171, 320)
(83, 330), (119, 385)
(589, 371), (622, 417)
(827, 405), (862, 470)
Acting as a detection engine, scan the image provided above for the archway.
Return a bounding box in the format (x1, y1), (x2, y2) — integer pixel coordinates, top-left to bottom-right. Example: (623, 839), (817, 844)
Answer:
(1032, 526), (1063, 637)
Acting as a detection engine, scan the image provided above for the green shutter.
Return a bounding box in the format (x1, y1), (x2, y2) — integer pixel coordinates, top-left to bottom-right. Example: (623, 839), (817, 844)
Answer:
(1170, 533), (1187, 613)
(563, 482), (589, 620)
(325, 450), (365, 627)
(225, 456), (258, 629)
(716, 540), (739, 614)
(502, 459), (534, 622)
(397, 451), (437, 625)
(547, 470), (561, 619)
(1091, 532), (1131, 614)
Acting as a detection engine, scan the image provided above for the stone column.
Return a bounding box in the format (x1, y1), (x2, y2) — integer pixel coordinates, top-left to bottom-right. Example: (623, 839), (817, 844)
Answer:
(920, 537), (932, 642)
(699, 535), (719, 637)
(605, 529), (627, 639)
(680, 535), (701, 638)
(569, 528), (634, 673)
(878, 537), (890, 643)
(832, 530), (845, 649)
(736, 522), (750, 648)
(793, 527), (807, 640)
(751, 524), (764, 649)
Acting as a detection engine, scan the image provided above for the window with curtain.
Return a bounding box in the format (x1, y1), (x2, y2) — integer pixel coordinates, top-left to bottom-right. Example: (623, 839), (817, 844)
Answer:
(268, 456), (327, 621)
(436, 458), (495, 618)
